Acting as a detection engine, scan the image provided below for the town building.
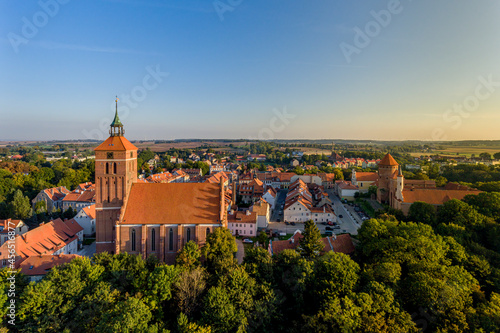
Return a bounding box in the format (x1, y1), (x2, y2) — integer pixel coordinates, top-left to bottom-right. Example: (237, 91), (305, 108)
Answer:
(0, 218), (83, 268)
(62, 182), (95, 213)
(19, 254), (80, 282)
(227, 210), (258, 237)
(73, 204), (96, 237)
(250, 199), (271, 229)
(0, 219), (29, 246)
(32, 186), (70, 213)
(351, 170), (378, 193)
(268, 230), (355, 256)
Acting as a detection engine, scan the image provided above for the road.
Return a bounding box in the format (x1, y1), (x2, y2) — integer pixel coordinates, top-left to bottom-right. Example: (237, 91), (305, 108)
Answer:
(77, 241), (96, 257)
(328, 191), (361, 235)
(270, 190), (287, 222)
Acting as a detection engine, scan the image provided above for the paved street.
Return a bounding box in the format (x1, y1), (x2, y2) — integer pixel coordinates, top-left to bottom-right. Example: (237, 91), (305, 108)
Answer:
(328, 192), (361, 235)
(77, 241), (96, 258)
(270, 190), (287, 222)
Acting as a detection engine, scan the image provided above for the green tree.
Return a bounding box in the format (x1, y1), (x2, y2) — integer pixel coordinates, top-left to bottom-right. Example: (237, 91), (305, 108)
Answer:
(297, 220), (324, 258)
(479, 152), (492, 160)
(63, 206), (75, 219)
(96, 297), (152, 332)
(311, 252), (360, 302)
(176, 241), (201, 271)
(463, 192), (500, 221)
(494, 152), (500, 160)
(201, 227), (237, 274)
(435, 175), (448, 187)
(9, 189), (32, 219)
(408, 201), (437, 226)
(257, 231), (269, 248)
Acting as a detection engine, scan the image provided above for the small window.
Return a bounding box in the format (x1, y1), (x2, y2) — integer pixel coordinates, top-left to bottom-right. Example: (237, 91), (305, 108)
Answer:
(107, 152), (114, 159)
(113, 163), (117, 174)
(206, 227), (210, 237)
(151, 229), (156, 251)
(186, 228), (191, 242)
(130, 152), (133, 158)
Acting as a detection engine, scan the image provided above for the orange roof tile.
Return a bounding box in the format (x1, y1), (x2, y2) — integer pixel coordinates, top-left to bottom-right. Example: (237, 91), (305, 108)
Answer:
(379, 153), (399, 166)
(354, 172), (379, 182)
(228, 211), (257, 223)
(0, 219), (23, 230)
(0, 218), (82, 260)
(94, 136), (138, 151)
(120, 183), (224, 225)
(331, 234), (355, 254)
(19, 254), (80, 276)
(81, 205), (96, 219)
(402, 188), (482, 205)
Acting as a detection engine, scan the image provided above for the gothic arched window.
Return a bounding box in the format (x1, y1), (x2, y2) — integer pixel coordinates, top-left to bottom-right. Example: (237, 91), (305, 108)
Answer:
(131, 229), (136, 251)
(169, 228), (174, 251)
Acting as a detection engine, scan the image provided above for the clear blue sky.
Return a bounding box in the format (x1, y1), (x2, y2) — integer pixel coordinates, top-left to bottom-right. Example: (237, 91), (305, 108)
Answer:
(1, 0), (499, 141)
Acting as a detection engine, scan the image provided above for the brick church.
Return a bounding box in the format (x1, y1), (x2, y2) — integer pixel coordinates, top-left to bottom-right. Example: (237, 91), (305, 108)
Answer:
(94, 101), (227, 263)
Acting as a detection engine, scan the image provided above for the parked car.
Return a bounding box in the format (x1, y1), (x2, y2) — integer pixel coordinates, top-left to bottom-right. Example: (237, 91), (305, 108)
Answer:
(243, 239), (253, 243)
(290, 222), (296, 226)
(327, 222), (334, 226)
(321, 222), (327, 225)
(276, 218), (280, 222)
(333, 226), (341, 229)
(338, 214), (343, 218)
(325, 231), (333, 236)
(285, 221), (290, 225)
(325, 226), (333, 231)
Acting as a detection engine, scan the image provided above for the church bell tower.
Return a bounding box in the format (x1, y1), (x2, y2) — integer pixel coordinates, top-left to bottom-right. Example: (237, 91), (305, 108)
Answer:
(94, 98), (138, 254)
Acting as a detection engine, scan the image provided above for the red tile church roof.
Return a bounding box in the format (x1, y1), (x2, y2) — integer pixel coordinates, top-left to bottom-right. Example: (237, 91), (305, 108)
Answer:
(120, 183), (224, 225)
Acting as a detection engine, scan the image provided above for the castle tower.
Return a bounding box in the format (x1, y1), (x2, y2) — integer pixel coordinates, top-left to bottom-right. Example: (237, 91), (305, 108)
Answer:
(395, 165), (404, 203)
(377, 153), (399, 204)
(94, 98), (138, 253)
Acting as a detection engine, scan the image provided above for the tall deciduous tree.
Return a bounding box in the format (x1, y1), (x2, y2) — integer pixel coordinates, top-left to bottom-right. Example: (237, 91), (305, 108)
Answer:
(9, 189), (32, 219)
(202, 227), (237, 274)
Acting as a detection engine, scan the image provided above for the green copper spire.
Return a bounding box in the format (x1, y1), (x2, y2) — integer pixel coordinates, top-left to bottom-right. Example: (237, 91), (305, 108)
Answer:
(109, 96), (125, 136)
